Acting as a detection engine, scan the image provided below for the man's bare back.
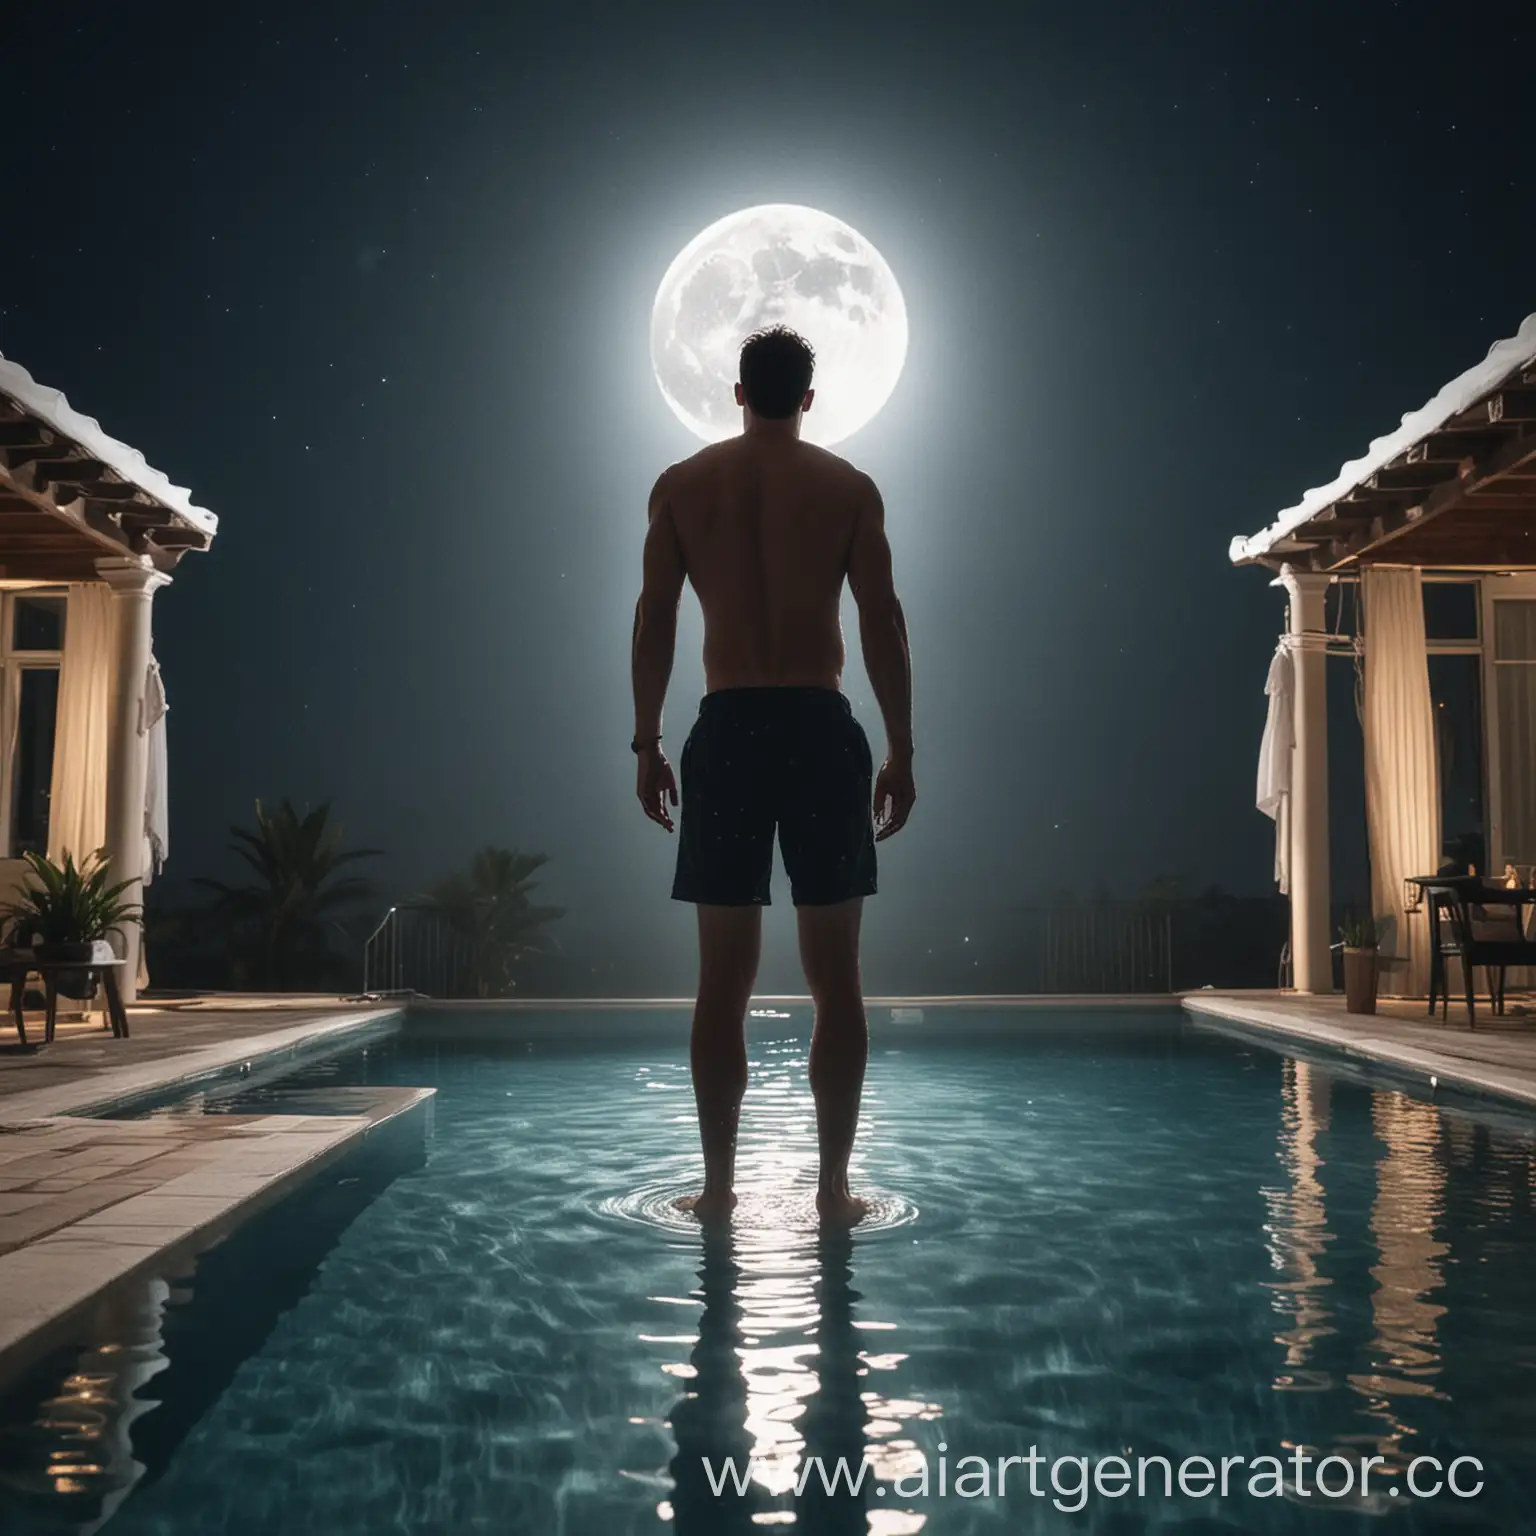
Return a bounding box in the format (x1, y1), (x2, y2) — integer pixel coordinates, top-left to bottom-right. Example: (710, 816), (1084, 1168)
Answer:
(633, 422), (914, 847)
(661, 436), (867, 694)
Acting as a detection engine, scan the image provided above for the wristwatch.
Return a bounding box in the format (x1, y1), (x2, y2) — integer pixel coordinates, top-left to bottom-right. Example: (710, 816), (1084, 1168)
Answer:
(631, 735), (661, 753)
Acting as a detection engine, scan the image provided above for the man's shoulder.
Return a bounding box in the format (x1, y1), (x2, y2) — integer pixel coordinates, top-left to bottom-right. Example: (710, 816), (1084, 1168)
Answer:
(802, 443), (879, 497)
(796, 440), (862, 474)
(659, 439), (874, 496)
(657, 441), (726, 488)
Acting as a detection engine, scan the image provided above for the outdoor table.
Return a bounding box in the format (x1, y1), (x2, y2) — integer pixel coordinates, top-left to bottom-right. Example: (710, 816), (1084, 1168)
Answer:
(1408, 876), (1536, 1019)
(3, 954), (130, 1047)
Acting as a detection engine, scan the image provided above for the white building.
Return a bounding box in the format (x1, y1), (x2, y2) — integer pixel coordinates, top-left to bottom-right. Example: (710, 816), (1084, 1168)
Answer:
(1234, 313), (1536, 997)
(0, 355), (216, 1001)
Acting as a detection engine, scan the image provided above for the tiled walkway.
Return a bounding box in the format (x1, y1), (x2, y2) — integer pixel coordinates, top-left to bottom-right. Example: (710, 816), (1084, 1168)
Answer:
(0, 998), (417, 1385)
(0, 1109), (363, 1254)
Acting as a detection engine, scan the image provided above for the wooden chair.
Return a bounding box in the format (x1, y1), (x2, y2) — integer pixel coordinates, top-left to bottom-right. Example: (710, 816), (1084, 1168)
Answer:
(1424, 881), (1475, 1020)
(1425, 879), (1536, 1028)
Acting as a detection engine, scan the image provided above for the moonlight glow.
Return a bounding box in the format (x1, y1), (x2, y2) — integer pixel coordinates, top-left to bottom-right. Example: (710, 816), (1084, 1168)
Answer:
(650, 204), (908, 448)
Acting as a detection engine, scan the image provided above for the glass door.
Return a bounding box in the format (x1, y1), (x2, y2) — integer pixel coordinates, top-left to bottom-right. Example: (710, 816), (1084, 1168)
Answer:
(1484, 577), (1536, 877)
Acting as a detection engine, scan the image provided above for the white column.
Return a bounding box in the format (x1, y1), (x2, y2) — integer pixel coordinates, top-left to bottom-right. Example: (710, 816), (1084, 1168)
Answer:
(1280, 565), (1333, 994)
(96, 557), (171, 1003)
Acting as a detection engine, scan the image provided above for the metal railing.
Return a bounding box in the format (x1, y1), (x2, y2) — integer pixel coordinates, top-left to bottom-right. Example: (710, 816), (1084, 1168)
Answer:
(1040, 904), (1174, 993)
(361, 904), (474, 998)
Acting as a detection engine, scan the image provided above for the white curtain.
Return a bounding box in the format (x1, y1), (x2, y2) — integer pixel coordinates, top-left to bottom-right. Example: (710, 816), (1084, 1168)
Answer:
(46, 583), (111, 867)
(1256, 642), (1295, 894)
(1362, 567), (1440, 996)
(143, 658), (168, 884)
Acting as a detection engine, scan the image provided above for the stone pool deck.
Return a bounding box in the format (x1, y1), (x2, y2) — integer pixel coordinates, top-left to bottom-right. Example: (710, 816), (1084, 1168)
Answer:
(0, 995), (400, 1118)
(1184, 989), (1536, 1108)
(0, 997), (415, 1385)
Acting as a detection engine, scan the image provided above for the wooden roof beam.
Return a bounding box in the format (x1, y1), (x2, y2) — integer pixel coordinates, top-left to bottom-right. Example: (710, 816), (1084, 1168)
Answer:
(1307, 428), (1536, 570)
(1363, 534), (1536, 569)
(0, 423), (162, 506)
(0, 443), (72, 470)
(145, 527), (209, 550)
(0, 555), (115, 581)
(0, 394), (213, 560)
(1334, 485), (1417, 520)
(10, 458), (157, 507)
(1365, 463), (1463, 493)
(70, 481), (145, 503)
(29, 458), (110, 493)
(0, 448), (199, 560)
(1407, 431), (1509, 464)
(0, 458), (136, 559)
(1490, 389), (1536, 424)
(1457, 491), (1536, 508)
(113, 509), (211, 556)
(0, 422), (60, 449)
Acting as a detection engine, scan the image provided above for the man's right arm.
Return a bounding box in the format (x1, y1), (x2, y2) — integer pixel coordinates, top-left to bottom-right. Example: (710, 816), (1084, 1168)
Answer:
(848, 475), (915, 839)
(847, 473), (913, 761)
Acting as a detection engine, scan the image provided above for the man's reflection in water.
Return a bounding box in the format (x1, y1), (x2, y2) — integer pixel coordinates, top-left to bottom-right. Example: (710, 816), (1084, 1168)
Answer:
(668, 1227), (869, 1535)
(668, 1229), (761, 1533)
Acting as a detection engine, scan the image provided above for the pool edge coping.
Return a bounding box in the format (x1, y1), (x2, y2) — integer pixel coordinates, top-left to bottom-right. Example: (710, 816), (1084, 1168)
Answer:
(1182, 993), (1536, 1112)
(0, 1006), (406, 1125)
(404, 993), (1182, 1011)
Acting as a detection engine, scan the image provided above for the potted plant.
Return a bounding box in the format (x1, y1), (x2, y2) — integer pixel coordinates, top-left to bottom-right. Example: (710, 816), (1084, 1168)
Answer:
(1337, 912), (1379, 1015)
(1, 851), (140, 1000)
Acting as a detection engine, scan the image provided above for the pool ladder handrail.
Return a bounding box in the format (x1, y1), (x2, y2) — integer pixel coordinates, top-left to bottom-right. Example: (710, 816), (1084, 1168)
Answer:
(362, 902), (470, 998)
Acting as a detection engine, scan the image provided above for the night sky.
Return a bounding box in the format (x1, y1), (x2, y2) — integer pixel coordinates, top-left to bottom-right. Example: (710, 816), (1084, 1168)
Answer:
(3, 1), (1531, 992)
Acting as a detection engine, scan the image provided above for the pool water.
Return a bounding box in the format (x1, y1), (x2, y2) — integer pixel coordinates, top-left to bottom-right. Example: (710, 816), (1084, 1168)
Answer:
(2, 1011), (1534, 1534)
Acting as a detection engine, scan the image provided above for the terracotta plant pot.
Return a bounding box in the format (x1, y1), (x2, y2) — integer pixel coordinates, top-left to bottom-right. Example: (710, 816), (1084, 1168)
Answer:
(1342, 946), (1378, 1015)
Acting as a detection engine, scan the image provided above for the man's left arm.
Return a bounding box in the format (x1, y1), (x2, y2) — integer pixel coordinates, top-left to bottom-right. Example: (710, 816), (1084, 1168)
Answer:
(632, 470), (685, 828)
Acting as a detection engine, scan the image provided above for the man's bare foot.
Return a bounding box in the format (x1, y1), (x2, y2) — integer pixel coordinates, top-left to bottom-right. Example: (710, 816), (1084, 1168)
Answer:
(816, 1188), (869, 1226)
(675, 1189), (737, 1222)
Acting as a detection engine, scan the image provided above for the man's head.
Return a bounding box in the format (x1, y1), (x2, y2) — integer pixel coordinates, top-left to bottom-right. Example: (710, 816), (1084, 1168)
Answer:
(735, 325), (815, 426)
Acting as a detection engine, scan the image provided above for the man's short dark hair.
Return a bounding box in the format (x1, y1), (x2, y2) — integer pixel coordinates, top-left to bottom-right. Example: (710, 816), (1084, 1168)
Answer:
(739, 326), (816, 419)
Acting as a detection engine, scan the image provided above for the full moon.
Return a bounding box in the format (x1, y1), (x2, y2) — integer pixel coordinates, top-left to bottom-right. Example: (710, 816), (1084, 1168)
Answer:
(650, 204), (908, 448)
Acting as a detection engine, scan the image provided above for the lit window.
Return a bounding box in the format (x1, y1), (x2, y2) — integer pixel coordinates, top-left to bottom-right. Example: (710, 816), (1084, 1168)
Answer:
(1, 590), (66, 858)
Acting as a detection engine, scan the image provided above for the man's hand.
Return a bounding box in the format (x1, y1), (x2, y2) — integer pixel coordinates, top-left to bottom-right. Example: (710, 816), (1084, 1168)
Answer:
(873, 751), (915, 842)
(637, 744), (678, 832)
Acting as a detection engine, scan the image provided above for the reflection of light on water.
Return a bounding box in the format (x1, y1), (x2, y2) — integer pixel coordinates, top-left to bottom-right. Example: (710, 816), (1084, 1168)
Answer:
(16, 1277), (174, 1530)
(738, 1243), (821, 1495)
(638, 1035), (937, 1528)
(1350, 1092), (1449, 1469)
(867, 1513), (927, 1534)
(1262, 1058), (1335, 1388)
(1263, 1064), (1460, 1509)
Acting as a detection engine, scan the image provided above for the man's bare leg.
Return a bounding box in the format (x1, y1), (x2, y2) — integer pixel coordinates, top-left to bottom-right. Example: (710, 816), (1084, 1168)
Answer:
(798, 898), (869, 1225)
(676, 904), (761, 1222)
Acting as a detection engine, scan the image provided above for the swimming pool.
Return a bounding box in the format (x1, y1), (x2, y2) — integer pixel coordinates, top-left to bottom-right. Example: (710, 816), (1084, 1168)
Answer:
(2, 1008), (1532, 1533)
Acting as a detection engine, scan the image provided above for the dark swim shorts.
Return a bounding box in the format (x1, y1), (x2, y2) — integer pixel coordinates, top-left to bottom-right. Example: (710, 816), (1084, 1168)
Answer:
(671, 687), (878, 907)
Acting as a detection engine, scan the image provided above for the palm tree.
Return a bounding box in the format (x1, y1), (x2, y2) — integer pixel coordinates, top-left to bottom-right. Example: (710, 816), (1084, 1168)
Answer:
(197, 799), (379, 990)
(423, 846), (564, 997)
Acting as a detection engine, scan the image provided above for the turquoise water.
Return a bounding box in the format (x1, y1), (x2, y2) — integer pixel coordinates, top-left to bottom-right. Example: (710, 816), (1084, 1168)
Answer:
(2, 1011), (1533, 1534)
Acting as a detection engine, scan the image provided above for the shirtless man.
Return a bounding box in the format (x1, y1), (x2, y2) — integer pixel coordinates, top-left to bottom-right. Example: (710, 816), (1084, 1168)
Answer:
(630, 325), (915, 1225)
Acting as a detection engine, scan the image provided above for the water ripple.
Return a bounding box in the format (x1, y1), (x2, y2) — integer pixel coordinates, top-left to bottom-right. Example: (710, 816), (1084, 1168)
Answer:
(596, 1172), (920, 1239)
